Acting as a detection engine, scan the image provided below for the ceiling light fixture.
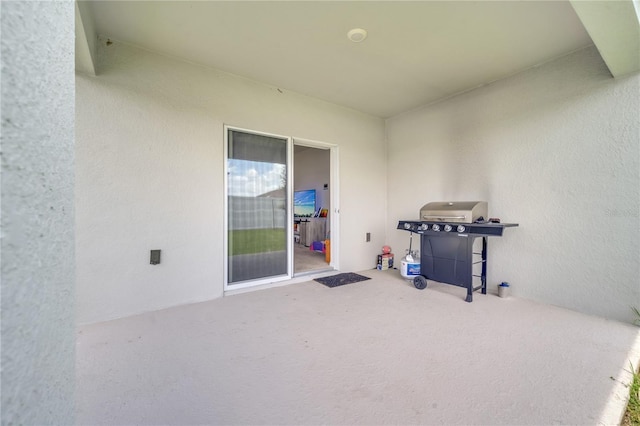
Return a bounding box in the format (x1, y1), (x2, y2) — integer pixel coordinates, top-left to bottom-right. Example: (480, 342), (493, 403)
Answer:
(347, 28), (367, 43)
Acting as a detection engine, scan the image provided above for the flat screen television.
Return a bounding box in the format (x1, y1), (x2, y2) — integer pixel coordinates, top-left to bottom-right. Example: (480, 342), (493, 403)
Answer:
(294, 189), (316, 217)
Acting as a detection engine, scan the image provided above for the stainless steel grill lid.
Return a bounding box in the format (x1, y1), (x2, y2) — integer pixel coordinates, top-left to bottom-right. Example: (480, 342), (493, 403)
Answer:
(419, 201), (488, 223)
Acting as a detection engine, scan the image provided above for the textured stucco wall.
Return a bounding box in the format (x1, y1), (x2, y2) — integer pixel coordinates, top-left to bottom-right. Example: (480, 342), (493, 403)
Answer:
(76, 39), (385, 324)
(1, 1), (75, 424)
(386, 46), (640, 322)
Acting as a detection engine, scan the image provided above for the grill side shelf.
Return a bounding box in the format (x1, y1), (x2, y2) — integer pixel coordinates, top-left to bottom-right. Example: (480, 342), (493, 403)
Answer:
(397, 221), (518, 237)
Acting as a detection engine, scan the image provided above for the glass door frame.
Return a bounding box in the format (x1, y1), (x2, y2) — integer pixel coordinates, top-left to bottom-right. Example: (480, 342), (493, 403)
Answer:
(223, 125), (293, 291)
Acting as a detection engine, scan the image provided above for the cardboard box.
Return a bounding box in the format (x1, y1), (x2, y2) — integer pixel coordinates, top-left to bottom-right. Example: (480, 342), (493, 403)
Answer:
(376, 253), (394, 270)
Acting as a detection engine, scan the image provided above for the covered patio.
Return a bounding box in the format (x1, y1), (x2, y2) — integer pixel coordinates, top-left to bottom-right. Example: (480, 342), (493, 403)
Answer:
(76, 270), (640, 425)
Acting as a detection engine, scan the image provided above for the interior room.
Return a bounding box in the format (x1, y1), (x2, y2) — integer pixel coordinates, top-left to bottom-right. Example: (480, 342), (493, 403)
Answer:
(294, 145), (332, 274)
(2, 1), (639, 424)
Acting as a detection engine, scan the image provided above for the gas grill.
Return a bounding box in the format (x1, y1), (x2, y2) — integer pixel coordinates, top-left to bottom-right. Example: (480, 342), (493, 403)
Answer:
(397, 201), (518, 302)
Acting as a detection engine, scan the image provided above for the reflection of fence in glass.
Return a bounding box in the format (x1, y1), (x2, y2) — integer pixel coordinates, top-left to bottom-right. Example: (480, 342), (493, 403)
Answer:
(228, 196), (286, 256)
(228, 196), (286, 230)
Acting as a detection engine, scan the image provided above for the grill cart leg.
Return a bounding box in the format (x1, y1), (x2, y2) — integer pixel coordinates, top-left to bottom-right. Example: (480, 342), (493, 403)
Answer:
(481, 237), (487, 295)
(470, 237), (489, 302)
(465, 237), (475, 303)
(413, 275), (428, 290)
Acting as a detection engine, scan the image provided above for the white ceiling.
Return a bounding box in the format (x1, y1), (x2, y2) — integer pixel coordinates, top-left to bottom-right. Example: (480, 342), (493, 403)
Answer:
(76, 1), (638, 118)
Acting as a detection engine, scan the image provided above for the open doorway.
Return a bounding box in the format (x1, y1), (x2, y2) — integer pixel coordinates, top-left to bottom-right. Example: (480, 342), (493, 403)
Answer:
(293, 143), (333, 275)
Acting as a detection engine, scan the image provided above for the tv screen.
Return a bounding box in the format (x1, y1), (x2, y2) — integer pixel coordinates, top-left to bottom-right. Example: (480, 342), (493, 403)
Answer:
(294, 189), (316, 217)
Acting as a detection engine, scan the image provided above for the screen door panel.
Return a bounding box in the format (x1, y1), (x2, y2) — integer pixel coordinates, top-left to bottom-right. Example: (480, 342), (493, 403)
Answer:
(227, 129), (289, 284)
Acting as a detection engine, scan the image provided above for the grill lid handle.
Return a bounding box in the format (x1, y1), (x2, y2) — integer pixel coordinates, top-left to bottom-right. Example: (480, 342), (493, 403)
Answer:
(422, 215), (466, 220)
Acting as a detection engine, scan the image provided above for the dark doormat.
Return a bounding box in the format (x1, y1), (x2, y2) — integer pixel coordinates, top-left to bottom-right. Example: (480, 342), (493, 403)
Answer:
(314, 273), (371, 288)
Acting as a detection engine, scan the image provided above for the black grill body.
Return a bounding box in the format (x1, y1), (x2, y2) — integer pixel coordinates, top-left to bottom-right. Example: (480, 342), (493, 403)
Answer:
(397, 220), (518, 302)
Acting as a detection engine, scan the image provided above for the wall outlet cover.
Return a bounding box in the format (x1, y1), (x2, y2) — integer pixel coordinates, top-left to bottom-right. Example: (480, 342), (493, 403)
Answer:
(150, 250), (161, 265)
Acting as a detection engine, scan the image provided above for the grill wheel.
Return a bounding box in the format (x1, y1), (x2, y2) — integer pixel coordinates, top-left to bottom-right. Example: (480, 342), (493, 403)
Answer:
(413, 275), (428, 290)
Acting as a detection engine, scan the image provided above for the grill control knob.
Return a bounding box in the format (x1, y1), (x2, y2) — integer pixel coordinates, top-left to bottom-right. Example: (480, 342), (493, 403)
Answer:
(444, 225), (452, 232)
(404, 223), (411, 230)
(432, 224), (440, 232)
(457, 225), (466, 233)
(420, 224), (428, 231)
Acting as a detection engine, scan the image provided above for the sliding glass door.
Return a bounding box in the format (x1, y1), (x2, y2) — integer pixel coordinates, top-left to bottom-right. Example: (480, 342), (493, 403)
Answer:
(225, 127), (291, 287)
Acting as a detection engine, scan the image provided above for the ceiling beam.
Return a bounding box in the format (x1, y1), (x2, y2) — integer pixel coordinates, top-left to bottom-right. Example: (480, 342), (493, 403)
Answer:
(571, 0), (640, 78)
(75, 1), (97, 75)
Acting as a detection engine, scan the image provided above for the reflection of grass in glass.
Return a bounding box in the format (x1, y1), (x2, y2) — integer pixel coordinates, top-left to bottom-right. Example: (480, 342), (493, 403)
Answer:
(229, 229), (286, 255)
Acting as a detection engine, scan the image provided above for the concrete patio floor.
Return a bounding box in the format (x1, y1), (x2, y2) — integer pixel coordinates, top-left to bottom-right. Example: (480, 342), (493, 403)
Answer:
(76, 269), (640, 425)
